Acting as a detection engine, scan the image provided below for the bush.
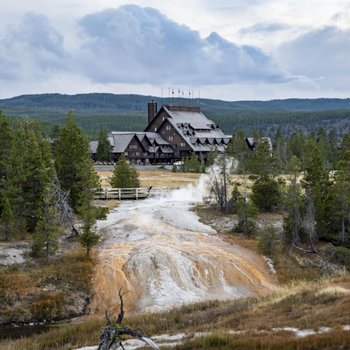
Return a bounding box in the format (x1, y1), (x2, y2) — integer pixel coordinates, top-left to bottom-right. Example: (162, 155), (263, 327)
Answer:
(94, 206), (109, 220)
(235, 218), (257, 236)
(110, 154), (140, 188)
(2, 304), (32, 324)
(251, 176), (280, 211)
(234, 197), (257, 235)
(332, 246), (350, 269)
(258, 224), (279, 256)
(183, 154), (201, 173)
(30, 292), (65, 322)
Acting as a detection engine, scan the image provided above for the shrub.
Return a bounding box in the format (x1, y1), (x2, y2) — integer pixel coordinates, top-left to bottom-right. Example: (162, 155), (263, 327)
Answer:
(258, 224), (279, 256)
(29, 292), (65, 322)
(93, 206), (109, 220)
(251, 176), (280, 211)
(332, 246), (350, 269)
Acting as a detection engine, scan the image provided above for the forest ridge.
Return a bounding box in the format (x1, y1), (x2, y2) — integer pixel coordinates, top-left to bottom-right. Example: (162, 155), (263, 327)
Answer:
(0, 93), (350, 138)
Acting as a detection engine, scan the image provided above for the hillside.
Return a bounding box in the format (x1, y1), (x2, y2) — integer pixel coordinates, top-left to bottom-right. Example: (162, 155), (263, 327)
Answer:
(1, 93), (350, 138)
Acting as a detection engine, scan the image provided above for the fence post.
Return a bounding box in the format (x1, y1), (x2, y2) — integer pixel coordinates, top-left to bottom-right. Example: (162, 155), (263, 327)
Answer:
(119, 188), (121, 200)
(136, 188), (139, 200)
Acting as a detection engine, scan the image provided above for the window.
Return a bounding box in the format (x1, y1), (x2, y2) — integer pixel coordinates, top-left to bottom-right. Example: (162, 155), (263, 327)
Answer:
(124, 152), (128, 156)
(154, 128), (157, 132)
(168, 136), (174, 141)
(180, 142), (186, 147)
(136, 152), (140, 156)
(166, 125), (171, 130)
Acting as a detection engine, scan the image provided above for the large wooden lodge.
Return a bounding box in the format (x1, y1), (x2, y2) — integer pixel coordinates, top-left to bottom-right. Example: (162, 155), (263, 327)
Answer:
(89, 101), (231, 164)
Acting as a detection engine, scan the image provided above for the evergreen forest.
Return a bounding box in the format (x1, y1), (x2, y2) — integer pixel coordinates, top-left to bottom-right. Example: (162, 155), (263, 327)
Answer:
(1, 93), (350, 139)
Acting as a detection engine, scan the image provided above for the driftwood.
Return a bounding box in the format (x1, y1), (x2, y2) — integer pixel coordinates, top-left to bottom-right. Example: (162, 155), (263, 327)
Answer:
(98, 289), (159, 350)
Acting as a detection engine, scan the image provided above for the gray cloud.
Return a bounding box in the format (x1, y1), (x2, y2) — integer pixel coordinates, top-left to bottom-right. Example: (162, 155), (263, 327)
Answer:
(76, 5), (291, 85)
(277, 26), (350, 90)
(239, 22), (290, 35)
(0, 12), (68, 81)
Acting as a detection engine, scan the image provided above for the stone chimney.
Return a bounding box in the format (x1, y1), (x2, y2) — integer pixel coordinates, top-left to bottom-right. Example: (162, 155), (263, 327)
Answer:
(147, 100), (157, 125)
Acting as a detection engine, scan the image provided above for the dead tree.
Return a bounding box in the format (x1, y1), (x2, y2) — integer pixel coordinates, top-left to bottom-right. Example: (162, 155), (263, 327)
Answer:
(49, 176), (80, 236)
(208, 154), (232, 212)
(98, 289), (159, 350)
(303, 188), (318, 253)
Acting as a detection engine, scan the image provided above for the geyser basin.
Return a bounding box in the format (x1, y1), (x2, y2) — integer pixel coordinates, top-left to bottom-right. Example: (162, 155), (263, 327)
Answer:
(91, 176), (275, 314)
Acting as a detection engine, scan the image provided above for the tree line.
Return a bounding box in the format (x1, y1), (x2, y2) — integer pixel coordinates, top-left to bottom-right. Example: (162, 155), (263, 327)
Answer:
(0, 111), (102, 259)
(1, 93), (350, 139)
(206, 128), (350, 269)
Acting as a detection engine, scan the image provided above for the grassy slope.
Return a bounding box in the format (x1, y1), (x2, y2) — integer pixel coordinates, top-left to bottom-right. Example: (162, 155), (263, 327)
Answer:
(1, 275), (350, 349)
(0, 248), (94, 325)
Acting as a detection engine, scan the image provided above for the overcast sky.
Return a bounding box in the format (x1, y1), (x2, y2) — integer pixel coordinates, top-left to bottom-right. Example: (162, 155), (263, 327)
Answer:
(0, 0), (349, 100)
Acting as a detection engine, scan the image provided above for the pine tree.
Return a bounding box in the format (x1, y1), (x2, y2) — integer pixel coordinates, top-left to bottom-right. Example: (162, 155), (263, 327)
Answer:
(32, 205), (58, 261)
(332, 151), (350, 245)
(226, 131), (249, 173)
(303, 188), (318, 252)
(283, 156), (303, 246)
(79, 207), (100, 257)
(340, 133), (350, 159)
(286, 130), (304, 162)
(1, 194), (15, 241)
(183, 154), (201, 173)
(96, 128), (112, 162)
(274, 127), (287, 171)
(110, 155), (140, 188)
(235, 196), (258, 235)
(3, 122), (55, 232)
(303, 140), (331, 239)
(206, 147), (219, 168)
(246, 138), (276, 176)
(0, 112), (13, 214)
(251, 175), (281, 211)
(55, 112), (100, 213)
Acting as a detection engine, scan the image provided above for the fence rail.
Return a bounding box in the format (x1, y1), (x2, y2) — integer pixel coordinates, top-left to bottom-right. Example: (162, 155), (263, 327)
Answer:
(94, 187), (179, 200)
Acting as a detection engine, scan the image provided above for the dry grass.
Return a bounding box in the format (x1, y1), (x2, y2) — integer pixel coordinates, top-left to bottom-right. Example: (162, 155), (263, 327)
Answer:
(139, 171), (201, 188)
(2, 276), (350, 349)
(177, 329), (350, 350)
(0, 317), (103, 350)
(0, 248), (94, 324)
(97, 169), (201, 188)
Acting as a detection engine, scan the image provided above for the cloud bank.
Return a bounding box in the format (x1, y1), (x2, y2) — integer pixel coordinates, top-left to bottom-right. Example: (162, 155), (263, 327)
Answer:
(277, 26), (350, 90)
(0, 5), (290, 88)
(0, 12), (68, 81)
(0, 3), (348, 99)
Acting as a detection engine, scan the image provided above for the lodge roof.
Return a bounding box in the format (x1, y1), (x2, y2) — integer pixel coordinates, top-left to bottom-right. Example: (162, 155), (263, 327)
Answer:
(158, 106), (231, 153)
(89, 131), (171, 155)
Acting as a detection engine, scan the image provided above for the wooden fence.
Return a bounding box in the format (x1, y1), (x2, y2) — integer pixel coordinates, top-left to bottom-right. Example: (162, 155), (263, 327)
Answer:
(94, 187), (179, 200)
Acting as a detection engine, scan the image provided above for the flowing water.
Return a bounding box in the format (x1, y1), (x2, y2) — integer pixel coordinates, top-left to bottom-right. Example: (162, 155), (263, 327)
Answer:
(91, 175), (275, 314)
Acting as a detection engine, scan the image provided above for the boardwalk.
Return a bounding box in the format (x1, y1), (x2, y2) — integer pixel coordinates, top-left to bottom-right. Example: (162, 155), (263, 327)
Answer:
(94, 187), (179, 200)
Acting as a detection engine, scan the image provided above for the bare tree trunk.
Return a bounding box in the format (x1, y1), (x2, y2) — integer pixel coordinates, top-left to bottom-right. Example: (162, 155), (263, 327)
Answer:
(304, 189), (318, 253)
(341, 216), (345, 244)
(98, 289), (159, 350)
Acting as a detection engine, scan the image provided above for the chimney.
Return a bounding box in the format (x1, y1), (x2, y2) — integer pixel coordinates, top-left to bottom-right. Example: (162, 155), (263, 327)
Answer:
(147, 100), (157, 125)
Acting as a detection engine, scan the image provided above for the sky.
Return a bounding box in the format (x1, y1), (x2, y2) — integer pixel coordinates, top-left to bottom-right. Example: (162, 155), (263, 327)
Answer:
(0, 0), (349, 101)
